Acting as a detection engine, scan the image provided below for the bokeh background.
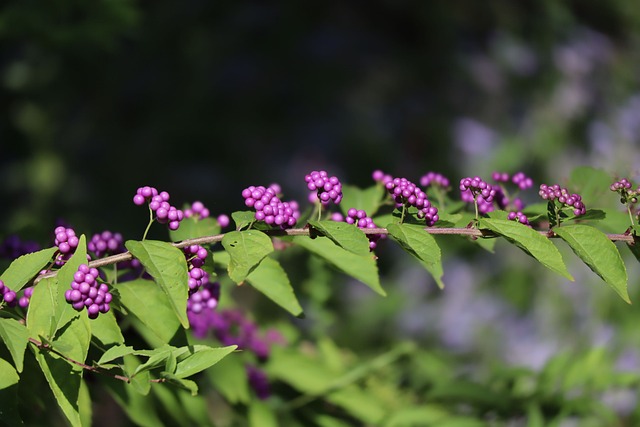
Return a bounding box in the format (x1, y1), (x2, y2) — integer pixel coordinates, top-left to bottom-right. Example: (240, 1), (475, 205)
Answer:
(3, 1), (640, 424)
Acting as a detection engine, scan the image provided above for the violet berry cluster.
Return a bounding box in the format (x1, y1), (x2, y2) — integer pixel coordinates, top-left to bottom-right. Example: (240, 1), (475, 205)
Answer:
(184, 200), (231, 228)
(0, 279), (17, 307)
(344, 208), (382, 250)
(184, 244), (210, 293)
(88, 231), (123, 258)
(507, 211), (531, 227)
(64, 264), (112, 319)
(420, 171), (450, 188)
(242, 185), (299, 228)
(610, 178), (638, 204)
(54, 226), (79, 266)
(133, 186), (184, 230)
(538, 184), (586, 216)
(385, 177), (439, 226)
(460, 176), (497, 214)
(305, 170), (343, 205)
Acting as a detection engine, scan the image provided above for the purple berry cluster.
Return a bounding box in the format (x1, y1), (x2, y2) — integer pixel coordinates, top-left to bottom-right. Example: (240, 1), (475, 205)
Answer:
(187, 281), (220, 318)
(305, 170), (343, 205)
(184, 200), (231, 228)
(460, 176), (497, 214)
(507, 211), (531, 227)
(511, 172), (534, 190)
(539, 184), (586, 216)
(133, 186), (184, 231)
(88, 231), (123, 258)
(372, 169), (393, 185)
(184, 201), (210, 219)
(242, 185), (299, 228)
(184, 244), (210, 293)
(18, 287), (34, 308)
(64, 264), (112, 319)
(610, 178), (638, 204)
(344, 208), (382, 250)
(54, 226), (79, 266)
(246, 364), (271, 400)
(0, 280), (17, 307)
(420, 172), (451, 188)
(385, 177), (439, 226)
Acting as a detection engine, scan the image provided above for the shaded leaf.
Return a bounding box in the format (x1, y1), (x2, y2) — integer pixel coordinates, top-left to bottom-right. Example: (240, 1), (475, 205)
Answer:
(339, 184), (386, 217)
(221, 230), (273, 284)
(285, 235), (385, 296)
(308, 219), (370, 255)
(115, 279), (181, 344)
(206, 354), (251, 404)
(0, 358), (19, 390)
(125, 240), (189, 328)
(553, 225), (630, 303)
(26, 277), (57, 340)
(386, 223), (445, 289)
(173, 345), (237, 378)
(478, 218), (573, 280)
(246, 257), (303, 317)
(0, 247), (57, 293)
(0, 318), (30, 373)
(231, 211), (257, 231)
(90, 310), (125, 346)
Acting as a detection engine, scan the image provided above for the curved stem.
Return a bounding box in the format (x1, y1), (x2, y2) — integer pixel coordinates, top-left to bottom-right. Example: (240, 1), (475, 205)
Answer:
(141, 205), (154, 241)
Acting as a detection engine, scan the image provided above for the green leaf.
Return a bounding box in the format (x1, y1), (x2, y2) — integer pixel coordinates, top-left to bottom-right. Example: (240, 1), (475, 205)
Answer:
(478, 218), (573, 280)
(97, 345), (137, 365)
(249, 399), (279, 427)
(231, 211), (257, 230)
(173, 345), (237, 378)
(386, 223), (445, 289)
(221, 230), (273, 284)
(567, 166), (612, 206)
(132, 346), (175, 377)
(0, 358), (19, 390)
(206, 354), (251, 404)
(169, 217), (221, 242)
(245, 257), (303, 317)
(125, 240), (189, 328)
(90, 310), (125, 346)
(53, 235), (87, 334)
(159, 372), (199, 396)
(553, 224), (630, 303)
(33, 314), (91, 427)
(286, 235), (385, 296)
(339, 184), (386, 217)
(78, 379), (92, 427)
(103, 373), (161, 426)
(26, 276), (57, 340)
(115, 279), (181, 343)
(0, 246), (57, 293)
(0, 318), (30, 373)
(384, 405), (450, 426)
(308, 219), (370, 255)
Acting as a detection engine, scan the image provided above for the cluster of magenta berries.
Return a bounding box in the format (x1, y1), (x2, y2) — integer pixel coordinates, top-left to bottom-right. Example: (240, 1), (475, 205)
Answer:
(507, 211), (531, 227)
(610, 178), (638, 205)
(344, 208), (382, 250)
(133, 186), (184, 230)
(385, 177), (439, 226)
(187, 281), (220, 316)
(460, 176), (498, 214)
(420, 172), (450, 188)
(305, 170), (343, 205)
(54, 226), (79, 266)
(242, 185), (299, 229)
(539, 184), (586, 216)
(0, 235), (40, 260)
(88, 231), (123, 258)
(0, 279), (17, 307)
(184, 200), (231, 228)
(64, 264), (112, 319)
(184, 244), (210, 293)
